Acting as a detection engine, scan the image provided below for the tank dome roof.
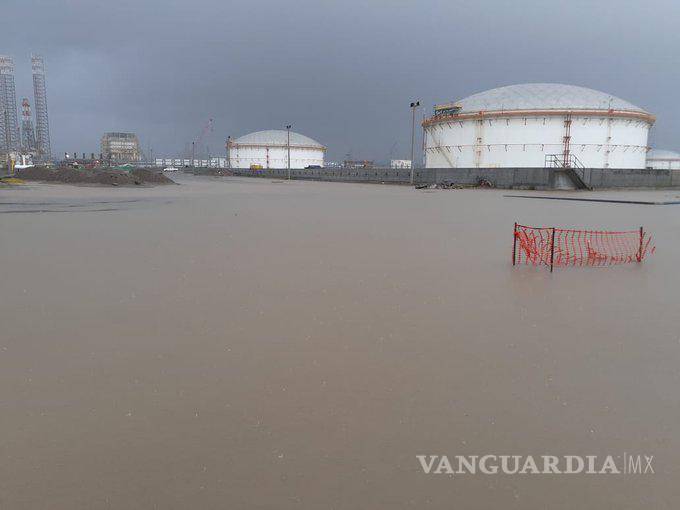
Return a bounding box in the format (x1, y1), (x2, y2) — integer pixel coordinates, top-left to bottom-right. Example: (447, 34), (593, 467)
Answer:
(233, 130), (325, 149)
(454, 83), (648, 114)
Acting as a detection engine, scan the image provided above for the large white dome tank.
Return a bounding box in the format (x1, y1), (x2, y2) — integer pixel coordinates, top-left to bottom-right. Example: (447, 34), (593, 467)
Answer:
(423, 83), (655, 169)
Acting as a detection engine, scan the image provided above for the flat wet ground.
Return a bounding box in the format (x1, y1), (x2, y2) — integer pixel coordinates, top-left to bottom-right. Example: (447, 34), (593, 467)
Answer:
(1, 175), (679, 509)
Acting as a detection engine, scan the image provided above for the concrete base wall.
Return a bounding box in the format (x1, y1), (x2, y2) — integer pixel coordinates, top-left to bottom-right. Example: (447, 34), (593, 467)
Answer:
(586, 168), (680, 188)
(207, 167), (680, 190)
(414, 168), (554, 189)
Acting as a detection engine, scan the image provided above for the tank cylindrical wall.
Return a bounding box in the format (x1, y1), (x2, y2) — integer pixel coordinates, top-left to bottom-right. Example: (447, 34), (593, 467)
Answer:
(229, 146), (324, 169)
(424, 114), (651, 169)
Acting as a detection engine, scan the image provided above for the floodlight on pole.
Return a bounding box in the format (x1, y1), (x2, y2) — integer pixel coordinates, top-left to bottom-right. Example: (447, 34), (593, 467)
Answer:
(410, 101), (420, 185)
(286, 124), (292, 180)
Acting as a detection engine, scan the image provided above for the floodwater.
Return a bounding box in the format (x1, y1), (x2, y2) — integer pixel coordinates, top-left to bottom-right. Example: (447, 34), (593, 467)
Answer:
(1, 174), (679, 509)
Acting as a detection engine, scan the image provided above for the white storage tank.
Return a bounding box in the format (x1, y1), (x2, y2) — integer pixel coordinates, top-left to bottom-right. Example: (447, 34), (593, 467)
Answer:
(646, 149), (680, 169)
(423, 83), (655, 169)
(228, 130), (325, 169)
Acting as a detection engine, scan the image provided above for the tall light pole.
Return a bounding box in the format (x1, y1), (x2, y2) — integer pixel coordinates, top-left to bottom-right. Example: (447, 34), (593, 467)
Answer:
(410, 101), (420, 184)
(191, 141), (195, 168)
(226, 136), (231, 169)
(286, 124), (292, 180)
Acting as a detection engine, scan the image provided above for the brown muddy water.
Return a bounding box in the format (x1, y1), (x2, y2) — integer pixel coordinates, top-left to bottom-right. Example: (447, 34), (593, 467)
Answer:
(1, 174), (680, 509)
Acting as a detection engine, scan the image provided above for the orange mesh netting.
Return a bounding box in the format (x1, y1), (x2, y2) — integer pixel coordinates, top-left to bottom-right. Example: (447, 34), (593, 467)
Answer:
(513, 224), (655, 270)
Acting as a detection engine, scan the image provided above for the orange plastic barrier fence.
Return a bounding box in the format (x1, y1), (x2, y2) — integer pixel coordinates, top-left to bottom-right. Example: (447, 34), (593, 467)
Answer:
(512, 223), (655, 271)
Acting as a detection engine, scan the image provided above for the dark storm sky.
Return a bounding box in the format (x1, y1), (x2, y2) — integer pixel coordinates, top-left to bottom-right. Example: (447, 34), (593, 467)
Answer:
(3, 0), (680, 161)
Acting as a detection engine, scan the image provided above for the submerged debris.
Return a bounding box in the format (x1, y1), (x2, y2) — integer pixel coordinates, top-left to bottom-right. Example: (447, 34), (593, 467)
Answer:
(416, 178), (495, 190)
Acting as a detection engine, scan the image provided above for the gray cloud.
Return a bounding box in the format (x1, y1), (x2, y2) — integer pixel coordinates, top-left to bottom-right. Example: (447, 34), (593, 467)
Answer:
(4, 0), (680, 161)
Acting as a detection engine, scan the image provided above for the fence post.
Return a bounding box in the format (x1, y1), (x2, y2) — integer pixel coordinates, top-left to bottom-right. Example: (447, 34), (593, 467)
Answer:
(638, 226), (644, 262)
(550, 227), (556, 272)
(512, 222), (518, 266)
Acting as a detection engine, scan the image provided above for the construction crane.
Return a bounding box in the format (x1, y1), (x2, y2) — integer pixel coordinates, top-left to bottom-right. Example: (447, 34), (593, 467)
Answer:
(190, 118), (214, 165)
(197, 118), (213, 147)
(387, 141), (398, 163)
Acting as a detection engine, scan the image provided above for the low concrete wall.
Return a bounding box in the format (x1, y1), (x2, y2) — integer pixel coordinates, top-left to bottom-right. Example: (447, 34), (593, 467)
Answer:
(223, 167), (554, 188)
(414, 167), (554, 189)
(586, 168), (680, 189)
(226, 167), (414, 184)
(199, 167), (680, 190)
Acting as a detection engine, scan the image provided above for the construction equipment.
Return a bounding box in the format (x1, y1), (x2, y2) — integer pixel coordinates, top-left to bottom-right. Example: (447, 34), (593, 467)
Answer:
(191, 118), (214, 163)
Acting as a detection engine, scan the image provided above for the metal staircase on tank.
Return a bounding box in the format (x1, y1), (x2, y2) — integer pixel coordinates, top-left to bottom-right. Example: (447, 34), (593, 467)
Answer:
(545, 154), (592, 190)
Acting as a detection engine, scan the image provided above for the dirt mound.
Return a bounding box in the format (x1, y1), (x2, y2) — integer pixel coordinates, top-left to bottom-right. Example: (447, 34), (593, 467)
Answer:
(17, 166), (175, 186)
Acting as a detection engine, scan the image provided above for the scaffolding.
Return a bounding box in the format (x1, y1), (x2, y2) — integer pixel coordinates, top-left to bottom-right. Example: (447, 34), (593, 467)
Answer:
(32, 54), (51, 162)
(21, 98), (36, 152)
(0, 56), (20, 154)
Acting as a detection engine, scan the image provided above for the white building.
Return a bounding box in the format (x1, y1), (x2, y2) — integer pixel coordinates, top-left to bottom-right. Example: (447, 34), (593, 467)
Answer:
(423, 83), (655, 169)
(390, 159), (412, 169)
(155, 157), (228, 168)
(228, 130), (325, 169)
(646, 149), (680, 169)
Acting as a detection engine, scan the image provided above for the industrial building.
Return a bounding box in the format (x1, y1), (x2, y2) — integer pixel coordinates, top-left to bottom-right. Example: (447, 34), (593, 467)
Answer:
(31, 55), (52, 162)
(423, 83), (655, 169)
(228, 130), (325, 169)
(0, 56), (20, 155)
(646, 149), (680, 170)
(101, 132), (142, 163)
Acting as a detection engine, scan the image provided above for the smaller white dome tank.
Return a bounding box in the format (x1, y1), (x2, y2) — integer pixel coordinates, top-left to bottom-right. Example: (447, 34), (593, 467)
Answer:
(228, 130), (326, 169)
(646, 149), (680, 170)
